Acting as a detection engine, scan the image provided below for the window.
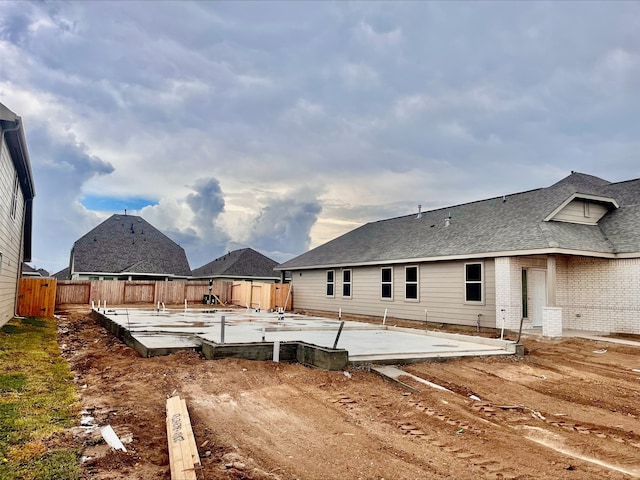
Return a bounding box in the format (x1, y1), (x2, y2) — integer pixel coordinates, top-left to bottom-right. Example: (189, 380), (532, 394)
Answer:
(405, 266), (418, 300)
(521, 269), (528, 318)
(342, 269), (352, 298)
(326, 270), (335, 297)
(465, 262), (483, 303)
(10, 174), (19, 219)
(381, 267), (393, 299)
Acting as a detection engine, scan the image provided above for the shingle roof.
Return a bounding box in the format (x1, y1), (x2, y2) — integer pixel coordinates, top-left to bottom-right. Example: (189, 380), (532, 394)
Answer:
(277, 172), (640, 270)
(72, 214), (191, 276)
(192, 248), (278, 278)
(53, 267), (70, 280)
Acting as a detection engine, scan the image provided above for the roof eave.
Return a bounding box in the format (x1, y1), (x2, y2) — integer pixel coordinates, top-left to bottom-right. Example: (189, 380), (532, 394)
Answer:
(275, 247), (627, 271)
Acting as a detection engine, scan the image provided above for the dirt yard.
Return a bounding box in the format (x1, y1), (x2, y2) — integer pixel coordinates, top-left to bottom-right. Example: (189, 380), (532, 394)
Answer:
(57, 306), (640, 479)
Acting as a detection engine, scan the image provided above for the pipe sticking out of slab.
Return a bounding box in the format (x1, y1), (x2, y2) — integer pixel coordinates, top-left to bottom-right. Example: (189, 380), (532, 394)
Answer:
(333, 321), (345, 349)
(220, 315), (226, 344)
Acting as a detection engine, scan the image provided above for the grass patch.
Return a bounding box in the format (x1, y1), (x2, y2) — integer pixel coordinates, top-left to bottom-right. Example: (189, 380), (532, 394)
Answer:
(0, 316), (80, 479)
(0, 374), (26, 392)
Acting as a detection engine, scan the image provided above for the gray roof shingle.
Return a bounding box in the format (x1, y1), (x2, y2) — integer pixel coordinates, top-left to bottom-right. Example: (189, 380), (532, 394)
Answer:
(72, 214), (191, 276)
(192, 248), (278, 278)
(277, 172), (640, 270)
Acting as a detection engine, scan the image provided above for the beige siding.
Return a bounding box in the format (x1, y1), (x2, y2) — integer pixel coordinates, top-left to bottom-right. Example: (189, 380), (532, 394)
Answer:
(0, 138), (26, 325)
(553, 199), (609, 224)
(291, 259), (496, 327)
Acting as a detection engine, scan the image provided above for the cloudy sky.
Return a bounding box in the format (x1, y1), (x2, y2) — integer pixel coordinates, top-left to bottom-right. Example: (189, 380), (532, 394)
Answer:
(1, 1), (639, 274)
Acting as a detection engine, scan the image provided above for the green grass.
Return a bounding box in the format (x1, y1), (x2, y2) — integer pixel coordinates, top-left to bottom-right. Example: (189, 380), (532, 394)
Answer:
(0, 316), (80, 480)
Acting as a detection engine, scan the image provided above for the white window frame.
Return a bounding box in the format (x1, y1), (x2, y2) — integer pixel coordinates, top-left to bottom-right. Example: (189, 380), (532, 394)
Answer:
(464, 262), (484, 304)
(381, 267), (393, 300)
(404, 265), (419, 302)
(342, 269), (352, 298)
(326, 270), (335, 297)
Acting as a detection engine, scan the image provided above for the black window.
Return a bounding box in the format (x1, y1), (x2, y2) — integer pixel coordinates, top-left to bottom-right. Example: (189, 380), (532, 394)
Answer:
(405, 266), (418, 300)
(326, 270), (334, 296)
(381, 267), (393, 299)
(465, 263), (482, 302)
(342, 269), (352, 297)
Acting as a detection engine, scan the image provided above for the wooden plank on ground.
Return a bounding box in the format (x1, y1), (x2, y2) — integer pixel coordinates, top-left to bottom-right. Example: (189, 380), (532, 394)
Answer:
(166, 395), (201, 480)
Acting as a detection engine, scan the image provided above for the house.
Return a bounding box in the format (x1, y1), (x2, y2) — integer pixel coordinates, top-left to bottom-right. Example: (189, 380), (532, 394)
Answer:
(0, 102), (35, 325)
(21, 263), (49, 277)
(68, 214), (191, 280)
(191, 248), (280, 283)
(52, 266), (70, 281)
(276, 172), (640, 336)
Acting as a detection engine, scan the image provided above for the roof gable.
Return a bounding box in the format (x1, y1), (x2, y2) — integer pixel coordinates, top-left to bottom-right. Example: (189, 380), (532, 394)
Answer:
(544, 193), (619, 225)
(72, 214), (191, 276)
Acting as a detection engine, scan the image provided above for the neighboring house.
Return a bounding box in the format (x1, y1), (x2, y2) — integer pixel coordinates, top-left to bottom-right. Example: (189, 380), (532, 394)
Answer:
(68, 214), (191, 280)
(276, 172), (640, 336)
(192, 248), (280, 283)
(21, 263), (49, 277)
(53, 266), (70, 281)
(0, 102), (35, 325)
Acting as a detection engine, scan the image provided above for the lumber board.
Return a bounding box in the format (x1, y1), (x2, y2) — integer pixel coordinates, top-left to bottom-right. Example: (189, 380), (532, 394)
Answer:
(166, 395), (200, 480)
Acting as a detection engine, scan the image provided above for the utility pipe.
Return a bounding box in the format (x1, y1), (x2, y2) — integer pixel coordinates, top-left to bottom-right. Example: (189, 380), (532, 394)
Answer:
(332, 321), (345, 349)
(220, 315), (226, 344)
(382, 308), (388, 326)
(500, 309), (506, 340)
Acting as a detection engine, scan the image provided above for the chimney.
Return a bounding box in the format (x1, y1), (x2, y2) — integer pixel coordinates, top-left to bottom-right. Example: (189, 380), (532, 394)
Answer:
(416, 205), (422, 219)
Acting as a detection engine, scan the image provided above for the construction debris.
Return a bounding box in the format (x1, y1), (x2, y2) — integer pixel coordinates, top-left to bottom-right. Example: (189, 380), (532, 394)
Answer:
(166, 395), (201, 480)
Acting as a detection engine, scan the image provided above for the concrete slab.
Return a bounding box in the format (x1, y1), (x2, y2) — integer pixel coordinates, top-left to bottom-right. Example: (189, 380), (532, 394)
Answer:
(93, 307), (517, 367)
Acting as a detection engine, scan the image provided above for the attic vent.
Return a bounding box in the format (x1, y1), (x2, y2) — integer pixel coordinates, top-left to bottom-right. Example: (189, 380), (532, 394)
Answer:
(416, 205), (422, 219)
(444, 213), (451, 227)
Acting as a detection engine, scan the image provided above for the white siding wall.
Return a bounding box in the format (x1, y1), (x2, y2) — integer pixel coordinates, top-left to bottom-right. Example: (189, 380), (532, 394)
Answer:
(557, 257), (640, 334)
(0, 137), (25, 325)
(291, 259), (496, 327)
(553, 199), (609, 224)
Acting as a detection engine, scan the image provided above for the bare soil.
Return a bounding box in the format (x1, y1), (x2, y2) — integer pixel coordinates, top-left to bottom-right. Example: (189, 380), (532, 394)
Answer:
(57, 306), (640, 479)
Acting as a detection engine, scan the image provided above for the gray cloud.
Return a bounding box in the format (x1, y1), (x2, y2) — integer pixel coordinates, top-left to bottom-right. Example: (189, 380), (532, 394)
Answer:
(27, 128), (115, 272)
(246, 191), (323, 259)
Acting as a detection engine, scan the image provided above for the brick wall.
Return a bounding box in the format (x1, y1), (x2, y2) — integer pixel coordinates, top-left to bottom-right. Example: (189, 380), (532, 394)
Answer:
(558, 257), (640, 334)
(497, 255), (640, 335)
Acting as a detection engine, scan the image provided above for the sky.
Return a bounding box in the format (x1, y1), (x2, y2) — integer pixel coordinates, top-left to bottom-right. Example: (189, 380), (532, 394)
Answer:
(1, 1), (639, 274)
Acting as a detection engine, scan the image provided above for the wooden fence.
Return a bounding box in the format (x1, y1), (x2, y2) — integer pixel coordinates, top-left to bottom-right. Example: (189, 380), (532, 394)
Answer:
(17, 278), (57, 317)
(54, 280), (291, 310)
(230, 282), (292, 311)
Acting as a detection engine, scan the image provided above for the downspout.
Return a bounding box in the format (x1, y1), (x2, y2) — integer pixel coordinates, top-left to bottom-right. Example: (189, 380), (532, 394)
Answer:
(13, 204), (26, 319)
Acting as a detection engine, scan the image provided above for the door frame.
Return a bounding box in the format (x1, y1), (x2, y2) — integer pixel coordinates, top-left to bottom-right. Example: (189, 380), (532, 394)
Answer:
(527, 268), (547, 327)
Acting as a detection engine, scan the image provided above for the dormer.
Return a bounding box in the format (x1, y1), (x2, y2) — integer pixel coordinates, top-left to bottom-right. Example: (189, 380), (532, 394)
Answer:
(544, 193), (619, 225)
